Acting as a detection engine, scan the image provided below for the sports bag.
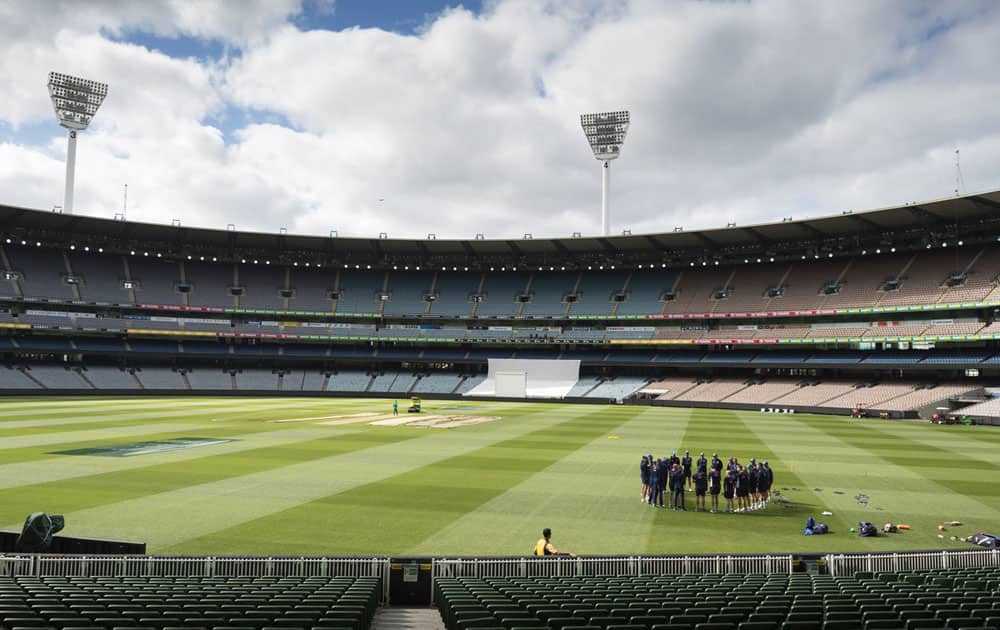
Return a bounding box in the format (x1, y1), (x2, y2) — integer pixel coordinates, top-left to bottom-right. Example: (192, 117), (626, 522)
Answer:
(858, 521), (878, 537)
(968, 532), (999, 549)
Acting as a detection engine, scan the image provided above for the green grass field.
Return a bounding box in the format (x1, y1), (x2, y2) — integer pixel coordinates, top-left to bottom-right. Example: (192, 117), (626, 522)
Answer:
(0, 396), (997, 556)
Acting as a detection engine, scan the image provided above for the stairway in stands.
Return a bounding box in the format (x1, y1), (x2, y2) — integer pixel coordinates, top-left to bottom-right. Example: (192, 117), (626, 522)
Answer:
(372, 606), (445, 630)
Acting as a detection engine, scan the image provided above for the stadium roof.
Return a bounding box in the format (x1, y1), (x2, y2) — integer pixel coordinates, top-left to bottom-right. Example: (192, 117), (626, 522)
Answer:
(2, 189), (1000, 267)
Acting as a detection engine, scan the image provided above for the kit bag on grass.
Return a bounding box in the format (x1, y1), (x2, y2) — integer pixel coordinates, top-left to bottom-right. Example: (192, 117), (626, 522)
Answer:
(968, 532), (999, 549)
(803, 516), (817, 535)
(858, 521), (878, 537)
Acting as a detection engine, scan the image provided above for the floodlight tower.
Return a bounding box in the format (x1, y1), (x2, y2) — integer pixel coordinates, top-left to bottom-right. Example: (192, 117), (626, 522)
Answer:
(47, 72), (109, 215)
(580, 110), (630, 236)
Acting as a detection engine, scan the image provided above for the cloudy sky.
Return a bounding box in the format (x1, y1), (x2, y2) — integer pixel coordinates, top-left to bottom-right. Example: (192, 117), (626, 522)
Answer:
(1, 0), (999, 240)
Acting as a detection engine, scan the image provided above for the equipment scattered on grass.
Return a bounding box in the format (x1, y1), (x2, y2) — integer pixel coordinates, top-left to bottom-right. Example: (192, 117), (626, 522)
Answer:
(968, 532), (998, 549)
(883, 522), (898, 533)
(858, 521), (878, 537)
(803, 517), (829, 535)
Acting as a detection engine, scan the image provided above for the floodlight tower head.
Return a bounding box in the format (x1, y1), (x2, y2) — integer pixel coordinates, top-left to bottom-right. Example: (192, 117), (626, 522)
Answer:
(580, 110), (630, 236)
(47, 72), (109, 215)
(48, 72), (108, 131)
(580, 110), (630, 162)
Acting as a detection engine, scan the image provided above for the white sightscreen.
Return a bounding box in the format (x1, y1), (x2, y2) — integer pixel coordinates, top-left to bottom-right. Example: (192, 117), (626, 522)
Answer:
(495, 371), (527, 397)
(466, 358), (581, 399)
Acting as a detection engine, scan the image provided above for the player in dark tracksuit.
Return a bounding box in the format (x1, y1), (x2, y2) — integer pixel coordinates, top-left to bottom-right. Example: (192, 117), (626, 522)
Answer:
(696, 452), (708, 474)
(668, 451), (680, 472)
(711, 453), (723, 473)
(736, 465), (750, 512)
(670, 465), (686, 511)
(723, 468), (736, 513)
(647, 460), (661, 507)
(759, 461), (772, 505)
(708, 467), (721, 513)
(655, 458), (668, 507)
(640, 456), (650, 503)
(748, 463), (759, 508)
(682, 450), (693, 490)
(693, 468), (708, 511)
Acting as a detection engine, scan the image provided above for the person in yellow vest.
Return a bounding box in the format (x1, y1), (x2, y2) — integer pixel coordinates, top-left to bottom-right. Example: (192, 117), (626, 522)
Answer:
(533, 528), (575, 557)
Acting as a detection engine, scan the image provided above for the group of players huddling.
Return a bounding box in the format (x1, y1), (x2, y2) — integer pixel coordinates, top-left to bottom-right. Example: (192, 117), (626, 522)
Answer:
(640, 450), (774, 513)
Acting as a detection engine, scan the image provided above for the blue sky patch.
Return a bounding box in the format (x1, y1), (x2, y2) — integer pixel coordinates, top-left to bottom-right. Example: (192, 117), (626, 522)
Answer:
(296, 0), (484, 34)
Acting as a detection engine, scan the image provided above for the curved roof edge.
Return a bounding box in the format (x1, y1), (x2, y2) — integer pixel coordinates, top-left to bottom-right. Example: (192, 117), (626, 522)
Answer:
(1, 189), (999, 266)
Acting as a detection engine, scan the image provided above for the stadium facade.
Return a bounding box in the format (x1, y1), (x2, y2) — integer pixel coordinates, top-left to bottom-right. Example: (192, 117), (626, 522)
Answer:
(3, 191), (1000, 421)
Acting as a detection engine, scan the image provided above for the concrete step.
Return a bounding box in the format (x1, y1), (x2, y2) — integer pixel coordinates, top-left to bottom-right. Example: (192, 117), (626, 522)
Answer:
(372, 606), (445, 630)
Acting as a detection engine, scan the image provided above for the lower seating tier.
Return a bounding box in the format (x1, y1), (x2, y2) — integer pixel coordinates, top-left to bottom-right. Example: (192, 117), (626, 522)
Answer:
(435, 567), (1000, 630)
(0, 575), (381, 630)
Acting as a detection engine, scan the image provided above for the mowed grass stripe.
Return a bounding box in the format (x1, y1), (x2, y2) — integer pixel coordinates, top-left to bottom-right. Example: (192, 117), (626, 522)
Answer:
(0, 397), (384, 428)
(748, 413), (995, 551)
(0, 397), (331, 418)
(0, 400), (381, 466)
(0, 425), (352, 491)
(0, 428), (419, 528)
(0, 398), (376, 436)
(0, 397), (551, 491)
(0, 422), (211, 450)
(164, 406), (636, 555)
(408, 406), (690, 556)
(864, 421), (999, 468)
(45, 404), (581, 551)
(794, 414), (1000, 513)
(641, 408), (846, 554)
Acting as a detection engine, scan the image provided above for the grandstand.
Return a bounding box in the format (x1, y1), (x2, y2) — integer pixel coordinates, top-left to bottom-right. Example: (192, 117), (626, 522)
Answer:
(433, 564), (1000, 630)
(4, 194), (1000, 630)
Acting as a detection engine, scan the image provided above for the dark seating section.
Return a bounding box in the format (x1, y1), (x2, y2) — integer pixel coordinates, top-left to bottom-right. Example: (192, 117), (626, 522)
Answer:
(434, 567), (1000, 630)
(0, 575), (380, 630)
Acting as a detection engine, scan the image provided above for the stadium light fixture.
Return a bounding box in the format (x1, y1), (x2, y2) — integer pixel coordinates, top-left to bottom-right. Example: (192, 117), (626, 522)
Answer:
(47, 72), (108, 215)
(580, 110), (629, 236)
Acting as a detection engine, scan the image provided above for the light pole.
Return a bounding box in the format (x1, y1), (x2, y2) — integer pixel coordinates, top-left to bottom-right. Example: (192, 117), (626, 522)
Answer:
(47, 72), (109, 215)
(580, 111), (630, 237)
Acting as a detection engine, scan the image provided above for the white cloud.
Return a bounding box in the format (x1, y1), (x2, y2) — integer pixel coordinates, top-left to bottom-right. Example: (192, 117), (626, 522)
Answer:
(0, 0), (998, 239)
